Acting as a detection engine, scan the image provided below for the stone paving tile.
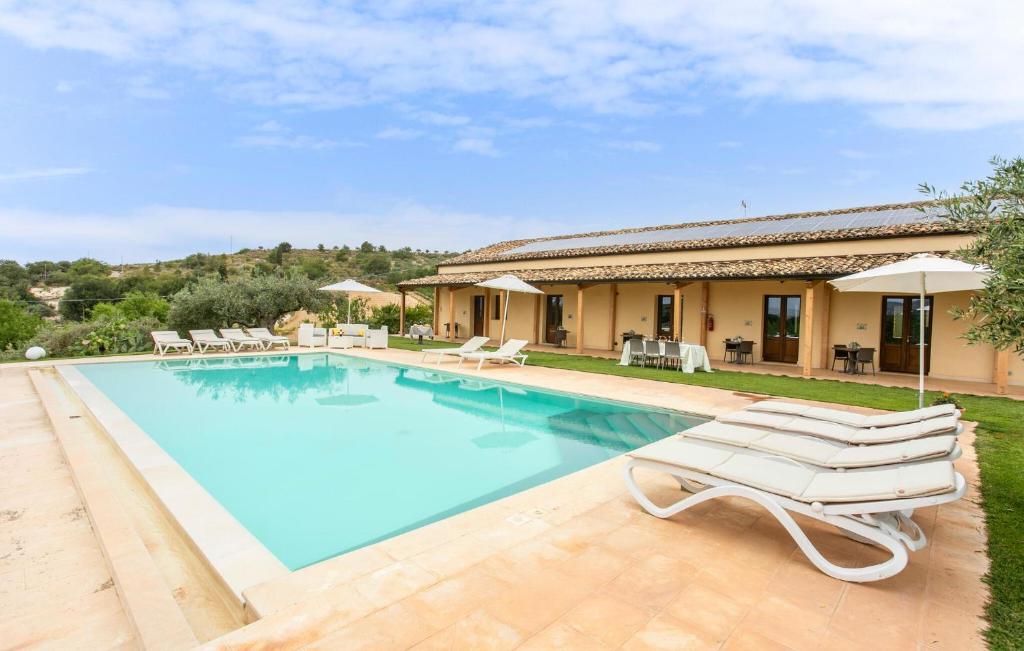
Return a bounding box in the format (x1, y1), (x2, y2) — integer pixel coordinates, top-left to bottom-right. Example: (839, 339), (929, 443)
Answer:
(0, 369), (135, 651)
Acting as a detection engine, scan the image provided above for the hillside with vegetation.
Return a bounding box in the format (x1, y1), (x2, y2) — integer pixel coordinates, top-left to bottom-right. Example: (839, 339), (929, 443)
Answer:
(0, 241), (452, 360)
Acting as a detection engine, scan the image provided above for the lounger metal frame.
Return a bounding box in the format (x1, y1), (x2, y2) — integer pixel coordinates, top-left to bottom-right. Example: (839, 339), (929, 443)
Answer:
(624, 457), (966, 583)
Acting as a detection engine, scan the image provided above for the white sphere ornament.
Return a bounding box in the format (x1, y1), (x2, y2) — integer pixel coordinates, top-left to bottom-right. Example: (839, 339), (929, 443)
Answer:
(25, 346), (46, 361)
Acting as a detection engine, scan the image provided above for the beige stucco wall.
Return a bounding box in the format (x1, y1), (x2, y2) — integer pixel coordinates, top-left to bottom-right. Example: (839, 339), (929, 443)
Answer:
(432, 276), (1021, 387)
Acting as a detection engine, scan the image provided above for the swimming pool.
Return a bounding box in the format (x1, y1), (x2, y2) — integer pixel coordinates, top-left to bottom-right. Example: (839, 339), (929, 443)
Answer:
(76, 353), (703, 570)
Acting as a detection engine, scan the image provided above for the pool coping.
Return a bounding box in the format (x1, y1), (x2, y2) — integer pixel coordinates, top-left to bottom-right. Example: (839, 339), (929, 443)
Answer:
(58, 364), (290, 608)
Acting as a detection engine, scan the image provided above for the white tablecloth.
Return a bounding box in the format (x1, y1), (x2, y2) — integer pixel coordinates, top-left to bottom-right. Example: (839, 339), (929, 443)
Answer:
(618, 340), (713, 372)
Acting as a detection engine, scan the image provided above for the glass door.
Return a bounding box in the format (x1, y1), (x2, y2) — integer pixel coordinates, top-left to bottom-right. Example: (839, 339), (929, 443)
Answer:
(472, 296), (485, 337)
(880, 296), (932, 373)
(545, 295), (564, 344)
(655, 295), (674, 339)
(763, 295), (801, 363)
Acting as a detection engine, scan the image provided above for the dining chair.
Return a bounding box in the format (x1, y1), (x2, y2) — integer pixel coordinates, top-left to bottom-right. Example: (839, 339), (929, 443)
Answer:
(662, 340), (682, 371)
(855, 347), (876, 375)
(831, 344), (850, 371)
(642, 339), (663, 368)
(737, 340), (754, 365)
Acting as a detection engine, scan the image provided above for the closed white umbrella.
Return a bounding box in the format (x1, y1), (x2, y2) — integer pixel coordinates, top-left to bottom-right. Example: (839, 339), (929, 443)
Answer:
(474, 274), (544, 346)
(829, 253), (990, 407)
(319, 279), (381, 324)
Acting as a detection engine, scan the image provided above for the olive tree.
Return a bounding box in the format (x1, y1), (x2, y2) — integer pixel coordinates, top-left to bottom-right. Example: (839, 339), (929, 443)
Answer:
(921, 156), (1024, 352)
(169, 274), (325, 331)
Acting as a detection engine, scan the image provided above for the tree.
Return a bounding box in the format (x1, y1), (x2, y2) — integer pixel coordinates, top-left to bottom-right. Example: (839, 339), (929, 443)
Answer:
(67, 257), (108, 278)
(359, 241), (375, 253)
(317, 243), (325, 252)
(0, 300), (42, 349)
(0, 260), (31, 301)
(299, 257), (329, 280)
(361, 254), (391, 275)
(60, 276), (120, 321)
(91, 291), (170, 323)
(922, 156), (1024, 353)
(168, 274), (325, 331)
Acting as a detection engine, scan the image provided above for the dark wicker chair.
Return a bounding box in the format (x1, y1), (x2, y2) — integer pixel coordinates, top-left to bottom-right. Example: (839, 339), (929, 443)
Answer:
(736, 340), (754, 365)
(854, 347), (876, 375)
(831, 345), (850, 371)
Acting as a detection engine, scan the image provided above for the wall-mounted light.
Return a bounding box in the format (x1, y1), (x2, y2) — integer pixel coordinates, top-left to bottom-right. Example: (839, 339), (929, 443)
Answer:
(856, 323), (868, 330)
(744, 320), (752, 327)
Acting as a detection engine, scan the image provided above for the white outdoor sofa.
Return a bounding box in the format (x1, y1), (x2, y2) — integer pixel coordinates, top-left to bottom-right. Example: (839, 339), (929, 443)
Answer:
(151, 331), (193, 356)
(422, 336), (489, 365)
(297, 323), (327, 348)
(624, 436), (966, 582)
(458, 339), (529, 370)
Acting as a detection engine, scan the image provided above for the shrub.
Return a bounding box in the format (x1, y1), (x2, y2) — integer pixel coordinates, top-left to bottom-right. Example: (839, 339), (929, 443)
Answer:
(298, 257), (329, 280)
(31, 321), (95, 357)
(89, 292), (170, 323)
(0, 300), (42, 349)
(67, 317), (161, 356)
(369, 303), (400, 332)
(361, 254), (390, 275)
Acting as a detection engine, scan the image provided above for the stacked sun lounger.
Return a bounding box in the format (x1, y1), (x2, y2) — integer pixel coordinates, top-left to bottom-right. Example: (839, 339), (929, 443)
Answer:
(624, 400), (965, 583)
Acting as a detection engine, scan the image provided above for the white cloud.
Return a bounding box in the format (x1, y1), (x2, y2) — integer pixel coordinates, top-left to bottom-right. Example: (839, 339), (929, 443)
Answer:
(234, 121), (350, 150)
(126, 75), (171, 100)
(838, 169), (880, 186)
(0, 167), (92, 183)
(0, 202), (569, 263)
(54, 79), (79, 93)
(718, 140), (742, 149)
(375, 127), (424, 140)
(607, 140), (662, 152)
(0, 2), (1020, 129)
(453, 137), (499, 157)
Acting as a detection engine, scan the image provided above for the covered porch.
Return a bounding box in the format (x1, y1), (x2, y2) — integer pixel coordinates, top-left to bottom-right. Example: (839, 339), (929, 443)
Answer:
(398, 253), (1019, 395)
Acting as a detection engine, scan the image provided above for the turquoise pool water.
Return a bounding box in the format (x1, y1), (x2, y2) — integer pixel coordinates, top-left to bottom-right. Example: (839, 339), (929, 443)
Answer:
(77, 354), (703, 569)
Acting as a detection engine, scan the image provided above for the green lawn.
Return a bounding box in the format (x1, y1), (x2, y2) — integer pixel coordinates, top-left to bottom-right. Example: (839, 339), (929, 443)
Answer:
(391, 335), (1024, 647)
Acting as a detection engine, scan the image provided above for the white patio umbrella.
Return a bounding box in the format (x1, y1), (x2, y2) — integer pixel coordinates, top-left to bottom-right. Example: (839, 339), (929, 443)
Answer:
(319, 279), (381, 324)
(474, 274), (544, 346)
(829, 253), (990, 408)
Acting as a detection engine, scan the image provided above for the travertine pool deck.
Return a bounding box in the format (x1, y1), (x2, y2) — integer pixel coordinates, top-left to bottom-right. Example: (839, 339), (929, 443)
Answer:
(2, 347), (989, 649)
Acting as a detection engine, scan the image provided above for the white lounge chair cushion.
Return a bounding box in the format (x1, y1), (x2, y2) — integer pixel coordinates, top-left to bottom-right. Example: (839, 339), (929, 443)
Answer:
(745, 401), (958, 427)
(716, 410), (958, 444)
(629, 438), (956, 503)
(682, 422), (957, 468)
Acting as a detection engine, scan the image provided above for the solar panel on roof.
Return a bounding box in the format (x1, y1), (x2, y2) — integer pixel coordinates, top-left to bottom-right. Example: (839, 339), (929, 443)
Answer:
(504, 206), (945, 256)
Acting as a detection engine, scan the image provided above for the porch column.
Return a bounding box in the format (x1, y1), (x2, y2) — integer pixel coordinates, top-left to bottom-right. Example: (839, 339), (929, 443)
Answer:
(432, 286), (440, 334)
(607, 283), (618, 350)
(533, 294), (541, 344)
(447, 287), (456, 340)
(802, 282), (817, 377)
(483, 288), (491, 338)
(819, 283), (832, 368)
(399, 290), (406, 335)
(576, 284), (585, 353)
(698, 282), (709, 348)
(995, 349), (1010, 395)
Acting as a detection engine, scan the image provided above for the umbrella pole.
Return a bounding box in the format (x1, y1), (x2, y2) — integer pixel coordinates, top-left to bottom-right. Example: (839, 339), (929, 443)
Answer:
(499, 290), (510, 346)
(919, 272), (926, 409)
(347, 293), (351, 325)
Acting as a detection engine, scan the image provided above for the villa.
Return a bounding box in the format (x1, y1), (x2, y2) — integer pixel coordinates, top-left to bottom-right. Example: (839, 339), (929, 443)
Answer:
(399, 200), (1018, 394)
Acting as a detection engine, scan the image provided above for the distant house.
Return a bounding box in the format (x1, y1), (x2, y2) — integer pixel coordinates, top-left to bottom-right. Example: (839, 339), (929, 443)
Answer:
(399, 201), (1017, 392)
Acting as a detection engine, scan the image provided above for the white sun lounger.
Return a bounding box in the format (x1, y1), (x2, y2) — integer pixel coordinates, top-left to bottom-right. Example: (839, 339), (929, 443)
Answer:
(744, 400), (958, 427)
(681, 421), (960, 469)
(422, 336), (490, 365)
(189, 329), (234, 354)
(151, 331), (193, 356)
(246, 327), (290, 350)
(219, 328), (266, 352)
(458, 339), (529, 371)
(716, 409), (960, 445)
(624, 438), (965, 582)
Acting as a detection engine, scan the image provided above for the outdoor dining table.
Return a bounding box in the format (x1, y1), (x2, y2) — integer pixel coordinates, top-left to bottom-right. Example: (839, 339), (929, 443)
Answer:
(618, 339), (713, 373)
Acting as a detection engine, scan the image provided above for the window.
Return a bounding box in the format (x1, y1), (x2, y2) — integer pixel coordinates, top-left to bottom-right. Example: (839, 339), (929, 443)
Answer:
(493, 295), (502, 319)
(655, 295), (674, 338)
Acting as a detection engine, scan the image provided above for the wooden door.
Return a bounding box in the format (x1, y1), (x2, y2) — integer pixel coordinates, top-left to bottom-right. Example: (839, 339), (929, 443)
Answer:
(472, 296), (485, 337)
(545, 295), (564, 343)
(880, 296), (933, 374)
(763, 295), (801, 363)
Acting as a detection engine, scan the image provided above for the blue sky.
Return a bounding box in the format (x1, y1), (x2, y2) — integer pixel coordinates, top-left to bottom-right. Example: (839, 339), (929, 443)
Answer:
(0, 1), (1021, 263)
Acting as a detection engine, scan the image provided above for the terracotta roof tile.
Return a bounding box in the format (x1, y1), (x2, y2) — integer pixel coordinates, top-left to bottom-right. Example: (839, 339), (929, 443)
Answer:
(441, 201), (962, 266)
(398, 252), (950, 288)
